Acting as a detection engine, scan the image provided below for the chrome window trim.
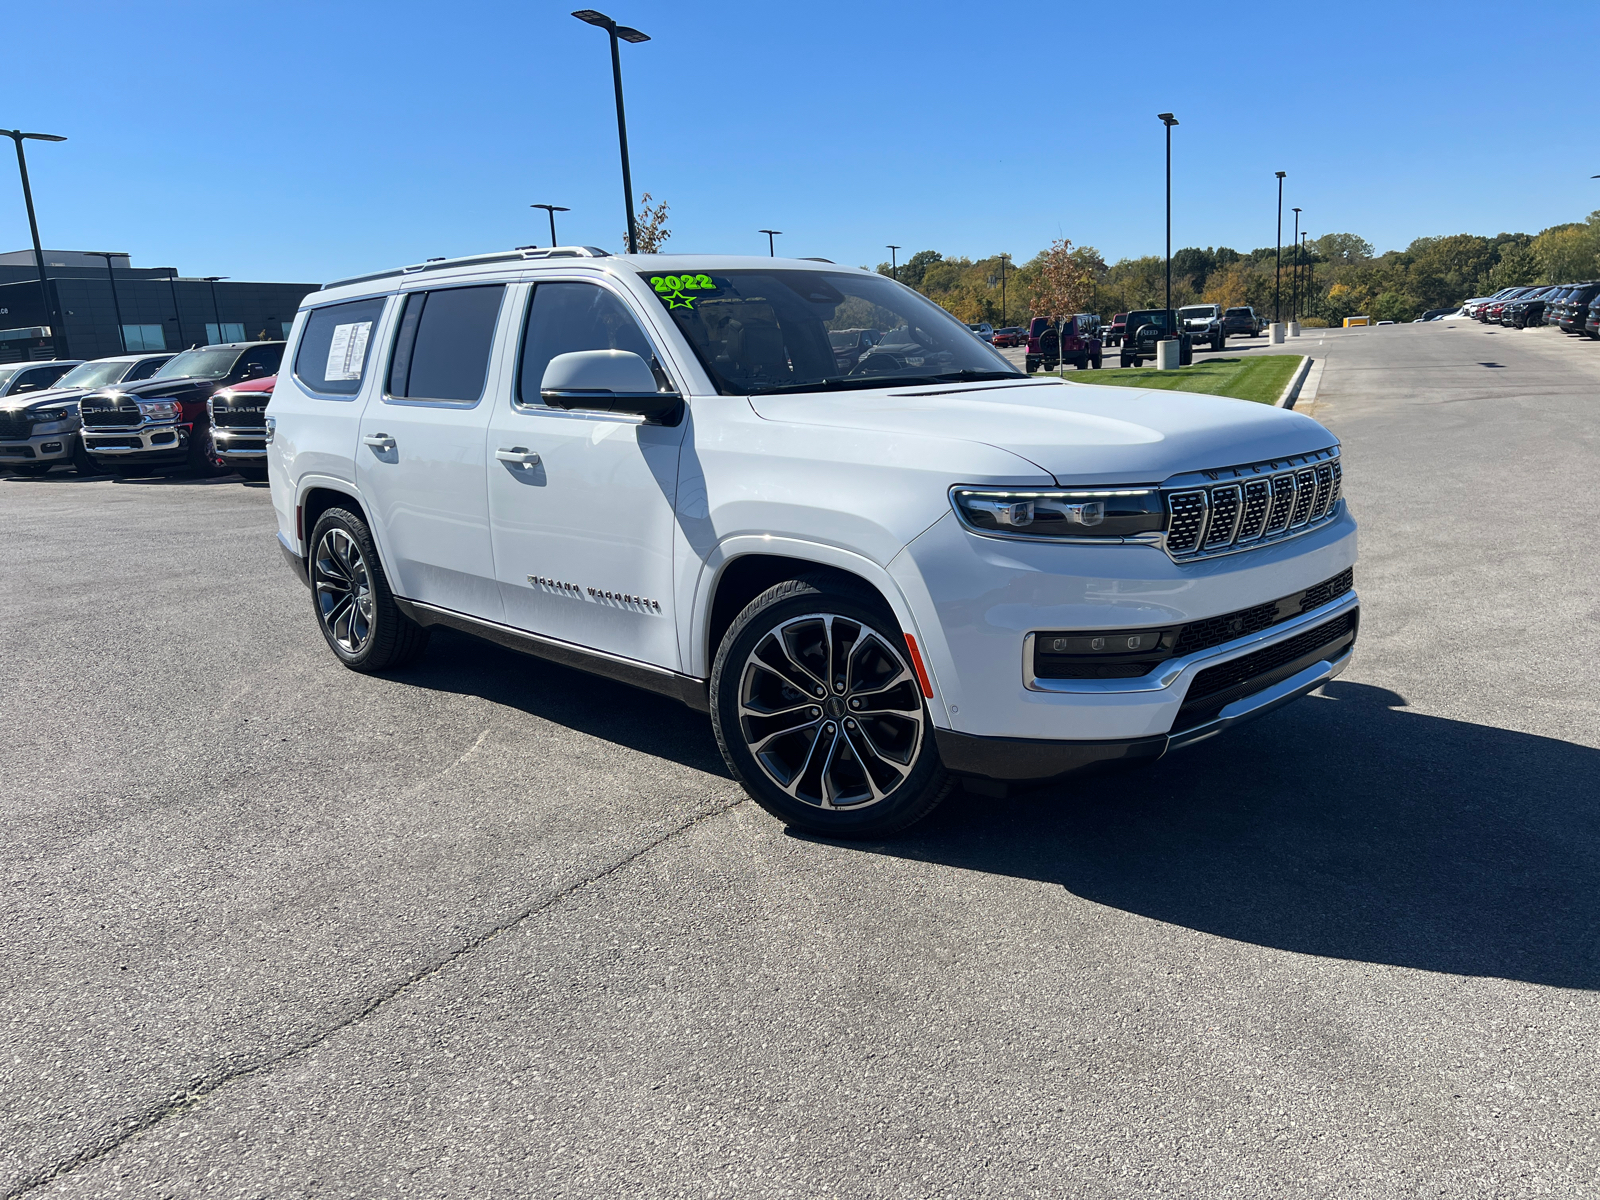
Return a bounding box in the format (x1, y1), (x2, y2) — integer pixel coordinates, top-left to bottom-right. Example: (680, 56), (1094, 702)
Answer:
(1022, 589), (1359, 694)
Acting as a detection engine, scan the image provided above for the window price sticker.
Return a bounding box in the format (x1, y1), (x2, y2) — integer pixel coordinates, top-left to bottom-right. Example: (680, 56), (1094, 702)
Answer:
(325, 321), (372, 381)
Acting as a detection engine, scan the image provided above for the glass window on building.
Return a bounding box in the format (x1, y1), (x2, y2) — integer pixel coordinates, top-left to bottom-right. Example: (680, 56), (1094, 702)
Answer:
(205, 323), (246, 345)
(121, 325), (167, 352)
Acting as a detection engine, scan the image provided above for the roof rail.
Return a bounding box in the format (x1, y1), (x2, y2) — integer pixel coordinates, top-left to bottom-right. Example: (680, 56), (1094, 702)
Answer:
(321, 245), (613, 290)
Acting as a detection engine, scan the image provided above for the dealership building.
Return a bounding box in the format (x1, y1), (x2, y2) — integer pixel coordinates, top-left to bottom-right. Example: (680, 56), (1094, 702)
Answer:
(0, 250), (317, 364)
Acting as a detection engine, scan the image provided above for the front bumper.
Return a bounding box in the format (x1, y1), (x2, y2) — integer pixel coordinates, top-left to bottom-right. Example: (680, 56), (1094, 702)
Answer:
(893, 504), (1359, 754)
(82, 421), (188, 461)
(213, 427), (267, 461)
(0, 430), (76, 463)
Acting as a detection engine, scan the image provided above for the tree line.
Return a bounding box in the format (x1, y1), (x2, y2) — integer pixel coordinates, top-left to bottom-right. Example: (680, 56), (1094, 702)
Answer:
(871, 211), (1600, 327)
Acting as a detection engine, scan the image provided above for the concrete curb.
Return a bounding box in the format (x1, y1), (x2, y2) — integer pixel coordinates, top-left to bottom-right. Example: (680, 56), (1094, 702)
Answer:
(1276, 356), (1314, 409)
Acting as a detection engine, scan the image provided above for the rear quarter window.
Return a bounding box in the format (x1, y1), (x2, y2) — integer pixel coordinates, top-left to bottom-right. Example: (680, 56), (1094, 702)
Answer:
(293, 297), (389, 397)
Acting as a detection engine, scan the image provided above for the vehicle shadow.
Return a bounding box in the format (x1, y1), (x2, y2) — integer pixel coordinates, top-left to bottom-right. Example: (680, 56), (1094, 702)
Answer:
(393, 627), (730, 779)
(820, 681), (1600, 991)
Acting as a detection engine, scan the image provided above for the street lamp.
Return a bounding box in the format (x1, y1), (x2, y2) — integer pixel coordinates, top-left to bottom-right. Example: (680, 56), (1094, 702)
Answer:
(530, 203), (570, 248)
(572, 10), (649, 255)
(759, 229), (782, 256)
(999, 252), (1010, 326)
(1, 129), (68, 356)
(886, 245), (900, 281)
(1301, 232), (1310, 320)
(1274, 171), (1286, 323)
(201, 277), (228, 342)
(85, 252), (130, 352)
(1290, 207), (1301, 323)
(1157, 114), (1178, 315)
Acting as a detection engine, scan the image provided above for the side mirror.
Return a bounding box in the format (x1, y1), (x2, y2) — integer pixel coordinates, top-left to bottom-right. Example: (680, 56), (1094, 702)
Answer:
(540, 349), (681, 423)
(245, 362), (267, 378)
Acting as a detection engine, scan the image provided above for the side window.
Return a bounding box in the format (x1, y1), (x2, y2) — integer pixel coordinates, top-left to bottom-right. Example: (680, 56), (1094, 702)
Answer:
(16, 364), (69, 393)
(517, 283), (658, 408)
(388, 285), (505, 403)
(125, 357), (167, 381)
(294, 297), (388, 397)
(238, 345), (282, 378)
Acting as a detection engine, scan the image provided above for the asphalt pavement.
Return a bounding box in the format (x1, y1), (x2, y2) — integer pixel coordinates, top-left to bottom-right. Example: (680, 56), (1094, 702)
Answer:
(2, 319), (1597, 1198)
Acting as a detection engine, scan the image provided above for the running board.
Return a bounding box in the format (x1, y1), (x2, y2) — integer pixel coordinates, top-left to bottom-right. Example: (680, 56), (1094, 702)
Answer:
(393, 598), (710, 713)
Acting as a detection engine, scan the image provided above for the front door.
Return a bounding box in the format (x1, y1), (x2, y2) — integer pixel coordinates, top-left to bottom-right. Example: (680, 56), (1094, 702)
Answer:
(487, 280), (685, 670)
(356, 282), (509, 621)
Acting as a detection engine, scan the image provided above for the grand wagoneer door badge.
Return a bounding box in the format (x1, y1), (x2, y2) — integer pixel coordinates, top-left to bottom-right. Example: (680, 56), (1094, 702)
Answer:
(527, 575), (661, 611)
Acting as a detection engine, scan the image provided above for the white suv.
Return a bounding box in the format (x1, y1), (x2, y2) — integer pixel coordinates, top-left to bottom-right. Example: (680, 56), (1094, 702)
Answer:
(268, 248), (1357, 836)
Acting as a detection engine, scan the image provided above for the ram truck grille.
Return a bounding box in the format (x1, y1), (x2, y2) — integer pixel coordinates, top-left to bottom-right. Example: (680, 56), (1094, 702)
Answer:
(80, 403), (143, 429)
(0, 411), (32, 439)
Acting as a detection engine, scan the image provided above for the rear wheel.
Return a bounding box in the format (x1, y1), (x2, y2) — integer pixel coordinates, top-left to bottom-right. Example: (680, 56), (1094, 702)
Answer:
(309, 507), (430, 672)
(1091, 351), (1102, 369)
(710, 576), (953, 838)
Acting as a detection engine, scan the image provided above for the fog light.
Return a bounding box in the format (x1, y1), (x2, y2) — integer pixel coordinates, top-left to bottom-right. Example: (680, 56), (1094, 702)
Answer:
(41, 441), (63, 453)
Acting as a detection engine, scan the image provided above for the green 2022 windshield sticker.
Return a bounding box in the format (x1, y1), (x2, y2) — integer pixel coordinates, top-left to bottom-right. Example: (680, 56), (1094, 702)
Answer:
(650, 273), (716, 309)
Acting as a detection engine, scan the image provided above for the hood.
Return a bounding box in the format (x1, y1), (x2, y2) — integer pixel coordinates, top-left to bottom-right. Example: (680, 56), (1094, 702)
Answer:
(216, 374), (276, 395)
(747, 379), (1336, 485)
(0, 384), (93, 412)
(84, 375), (218, 401)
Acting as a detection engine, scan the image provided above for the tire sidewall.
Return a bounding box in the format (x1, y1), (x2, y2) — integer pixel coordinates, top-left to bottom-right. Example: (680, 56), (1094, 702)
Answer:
(710, 580), (947, 837)
(308, 508), (396, 670)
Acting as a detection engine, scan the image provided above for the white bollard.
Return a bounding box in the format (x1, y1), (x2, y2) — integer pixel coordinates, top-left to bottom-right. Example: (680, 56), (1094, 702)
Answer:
(1270, 322), (1286, 344)
(1288, 321), (1301, 338)
(1156, 339), (1181, 370)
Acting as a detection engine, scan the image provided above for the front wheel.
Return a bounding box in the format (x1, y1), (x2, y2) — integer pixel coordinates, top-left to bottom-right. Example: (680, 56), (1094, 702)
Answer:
(710, 577), (953, 838)
(308, 507), (430, 672)
(72, 437), (101, 477)
(1091, 352), (1102, 369)
(235, 463), (268, 482)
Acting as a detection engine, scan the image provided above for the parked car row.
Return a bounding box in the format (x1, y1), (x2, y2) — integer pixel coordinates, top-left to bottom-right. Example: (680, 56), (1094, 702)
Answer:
(0, 340), (282, 480)
(1460, 282), (1600, 334)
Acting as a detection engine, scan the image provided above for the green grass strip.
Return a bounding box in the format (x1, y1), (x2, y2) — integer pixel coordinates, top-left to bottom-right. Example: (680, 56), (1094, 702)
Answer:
(1080, 355), (1304, 405)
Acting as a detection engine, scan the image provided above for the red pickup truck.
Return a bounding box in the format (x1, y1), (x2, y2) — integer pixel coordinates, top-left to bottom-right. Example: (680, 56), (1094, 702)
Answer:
(1025, 315), (1103, 372)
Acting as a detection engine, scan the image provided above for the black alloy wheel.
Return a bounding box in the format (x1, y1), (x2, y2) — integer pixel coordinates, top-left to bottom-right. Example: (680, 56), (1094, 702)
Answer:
(309, 507), (429, 672)
(710, 576), (953, 838)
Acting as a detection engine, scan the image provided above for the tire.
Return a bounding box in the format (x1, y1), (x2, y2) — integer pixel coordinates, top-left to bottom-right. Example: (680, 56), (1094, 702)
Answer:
(709, 576), (953, 838)
(308, 506), (430, 673)
(1025, 362), (1037, 374)
(1120, 356), (1134, 369)
(72, 437), (102, 477)
(1213, 335), (1226, 351)
(185, 424), (225, 477)
(1091, 352), (1102, 369)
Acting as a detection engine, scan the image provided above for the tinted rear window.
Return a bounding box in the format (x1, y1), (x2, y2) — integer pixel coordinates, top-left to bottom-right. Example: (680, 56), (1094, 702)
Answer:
(389, 285), (505, 403)
(295, 298), (388, 396)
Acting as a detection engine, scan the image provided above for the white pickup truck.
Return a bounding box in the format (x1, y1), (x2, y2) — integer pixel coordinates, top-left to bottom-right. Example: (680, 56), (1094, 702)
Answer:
(267, 249), (1357, 837)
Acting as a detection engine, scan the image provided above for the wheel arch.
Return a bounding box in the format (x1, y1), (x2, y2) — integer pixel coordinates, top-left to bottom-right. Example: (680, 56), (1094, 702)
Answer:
(296, 481), (370, 558)
(691, 541), (928, 689)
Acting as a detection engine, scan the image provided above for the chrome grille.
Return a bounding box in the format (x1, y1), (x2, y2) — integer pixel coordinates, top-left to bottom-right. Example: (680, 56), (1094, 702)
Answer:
(80, 401), (141, 429)
(1160, 448), (1344, 562)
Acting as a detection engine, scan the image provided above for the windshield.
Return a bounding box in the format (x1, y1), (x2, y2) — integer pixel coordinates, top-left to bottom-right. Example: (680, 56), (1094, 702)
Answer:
(153, 348), (238, 380)
(1179, 307), (1215, 317)
(1129, 312), (1174, 333)
(54, 360), (132, 390)
(641, 268), (1020, 395)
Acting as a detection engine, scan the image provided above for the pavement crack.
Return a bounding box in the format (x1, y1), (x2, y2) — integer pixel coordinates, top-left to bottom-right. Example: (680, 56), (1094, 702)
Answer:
(3, 795), (745, 1199)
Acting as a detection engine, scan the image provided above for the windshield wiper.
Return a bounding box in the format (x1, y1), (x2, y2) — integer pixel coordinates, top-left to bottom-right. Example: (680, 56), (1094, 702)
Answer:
(922, 369), (1026, 383)
(742, 377), (904, 395)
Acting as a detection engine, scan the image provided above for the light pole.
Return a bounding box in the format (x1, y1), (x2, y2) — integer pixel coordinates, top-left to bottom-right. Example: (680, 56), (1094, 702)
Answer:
(1301, 232), (1310, 320)
(1158, 114), (1178, 315)
(1290, 207), (1301, 323)
(999, 253), (1010, 326)
(530, 203), (570, 248)
(1, 128), (68, 356)
(166, 269), (185, 348)
(572, 10), (649, 254)
(759, 229), (782, 256)
(86, 252), (130, 352)
(201, 277), (228, 342)
(1274, 171), (1286, 323)
(886, 245), (900, 281)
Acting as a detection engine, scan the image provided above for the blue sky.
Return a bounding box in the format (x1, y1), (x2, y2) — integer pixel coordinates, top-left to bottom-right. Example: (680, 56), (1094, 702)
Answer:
(4, 1), (1597, 284)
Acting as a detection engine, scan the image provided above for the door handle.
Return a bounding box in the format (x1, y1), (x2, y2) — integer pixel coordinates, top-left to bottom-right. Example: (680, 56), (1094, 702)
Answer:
(495, 446), (541, 467)
(364, 433), (396, 452)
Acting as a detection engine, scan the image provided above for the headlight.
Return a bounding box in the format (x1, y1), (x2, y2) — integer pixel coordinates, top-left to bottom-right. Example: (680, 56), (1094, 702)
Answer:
(30, 406), (73, 423)
(951, 487), (1165, 541)
(138, 400), (181, 420)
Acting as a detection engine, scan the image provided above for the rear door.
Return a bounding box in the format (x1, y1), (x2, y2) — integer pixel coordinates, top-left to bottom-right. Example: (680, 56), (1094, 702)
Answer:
(485, 277), (686, 669)
(356, 283), (509, 621)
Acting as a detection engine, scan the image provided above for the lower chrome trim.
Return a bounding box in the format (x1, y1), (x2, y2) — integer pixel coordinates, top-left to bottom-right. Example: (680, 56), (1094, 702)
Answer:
(1024, 590), (1359, 694)
(393, 597), (710, 712)
(1165, 647), (1352, 751)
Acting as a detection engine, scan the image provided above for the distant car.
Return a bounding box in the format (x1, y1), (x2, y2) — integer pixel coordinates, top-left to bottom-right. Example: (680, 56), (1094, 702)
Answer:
(1178, 304), (1226, 351)
(1586, 303), (1600, 340)
(966, 322), (995, 342)
(208, 373), (276, 481)
(0, 359), (81, 399)
(1120, 310), (1192, 367)
(0, 353), (172, 476)
(1103, 313), (1128, 346)
(1221, 307), (1261, 337)
(1502, 287), (1556, 329)
(828, 327), (881, 370)
(1024, 315), (1102, 372)
(990, 326), (1026, 348)
(1418, 307), (1459, 322)
(1557, 283), (1600, 335)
